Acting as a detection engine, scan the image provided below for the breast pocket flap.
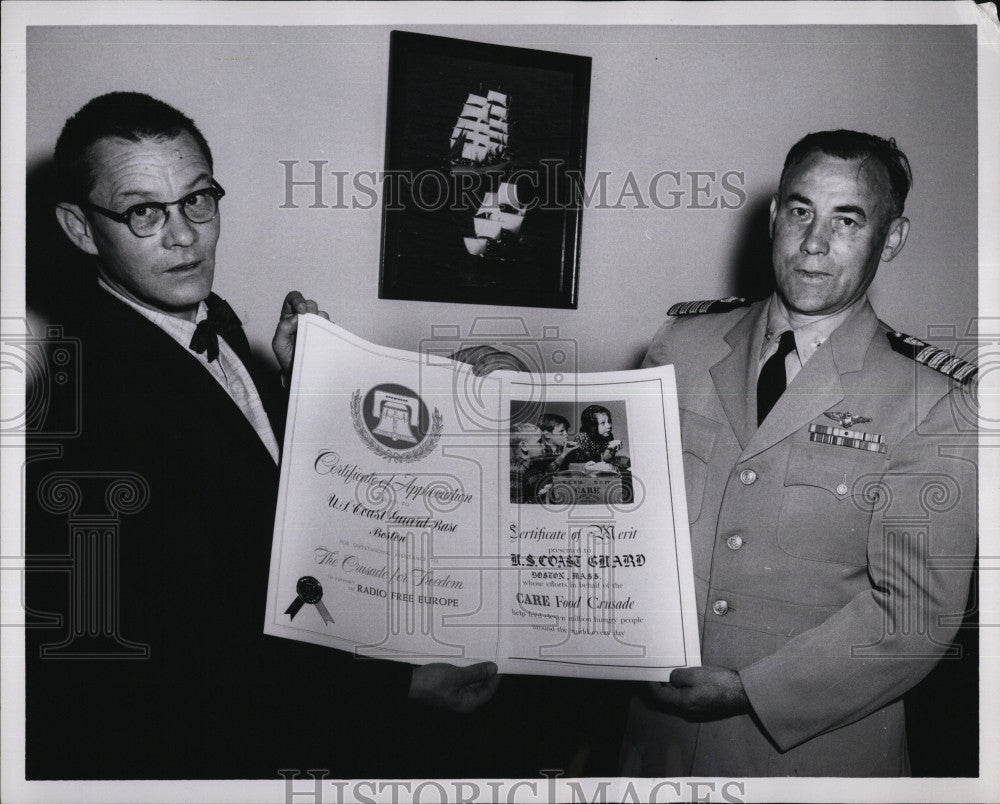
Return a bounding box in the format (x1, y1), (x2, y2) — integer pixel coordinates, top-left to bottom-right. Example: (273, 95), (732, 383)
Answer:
(783, 441), (889, 498)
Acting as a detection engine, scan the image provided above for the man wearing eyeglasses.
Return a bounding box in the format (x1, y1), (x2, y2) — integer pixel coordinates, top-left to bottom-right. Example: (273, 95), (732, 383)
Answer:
(27, 92), (497, 780)
(51, 96), (296, 469)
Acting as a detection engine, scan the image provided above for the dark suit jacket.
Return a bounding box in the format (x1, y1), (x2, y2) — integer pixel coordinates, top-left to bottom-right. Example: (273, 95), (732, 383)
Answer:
(26, 283), (412, 779)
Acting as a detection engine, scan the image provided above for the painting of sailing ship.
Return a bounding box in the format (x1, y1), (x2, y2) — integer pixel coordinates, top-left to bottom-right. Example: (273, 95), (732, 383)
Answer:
(380, 31), (591, 309)
(448, 87), (529, 258)
(449, 89), (512, 173)
(464, 180), (526, 256)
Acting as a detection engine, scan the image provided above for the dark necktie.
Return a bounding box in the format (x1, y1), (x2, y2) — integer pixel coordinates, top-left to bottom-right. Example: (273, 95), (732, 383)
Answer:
(756, 330), (797, 425)
(189, 298), (241, 362)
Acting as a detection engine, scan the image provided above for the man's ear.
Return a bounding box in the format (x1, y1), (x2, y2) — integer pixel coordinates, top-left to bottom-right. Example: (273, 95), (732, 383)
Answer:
(880, 216), (910, 263)
(768, 194), (779, 238)
(55, 203), (99, 256)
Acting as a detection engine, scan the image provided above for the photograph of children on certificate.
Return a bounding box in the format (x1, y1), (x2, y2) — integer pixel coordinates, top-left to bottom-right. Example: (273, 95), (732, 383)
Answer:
(510, 400), (634, 506)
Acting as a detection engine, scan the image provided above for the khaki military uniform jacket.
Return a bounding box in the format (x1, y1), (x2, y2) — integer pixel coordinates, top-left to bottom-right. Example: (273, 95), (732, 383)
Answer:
(622, 297), (977, 776)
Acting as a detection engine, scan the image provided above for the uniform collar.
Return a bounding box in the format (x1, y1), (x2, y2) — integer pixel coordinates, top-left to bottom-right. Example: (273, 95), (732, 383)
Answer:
(762, 294), (868, 367)
(712, 296), (879, 456)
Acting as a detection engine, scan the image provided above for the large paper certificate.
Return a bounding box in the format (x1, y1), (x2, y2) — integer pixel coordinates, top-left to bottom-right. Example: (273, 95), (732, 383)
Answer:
(264, 316), (700, 681)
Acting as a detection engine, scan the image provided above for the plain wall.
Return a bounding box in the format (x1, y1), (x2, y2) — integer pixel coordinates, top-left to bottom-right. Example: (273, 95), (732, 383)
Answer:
(26, 24), (978, 372)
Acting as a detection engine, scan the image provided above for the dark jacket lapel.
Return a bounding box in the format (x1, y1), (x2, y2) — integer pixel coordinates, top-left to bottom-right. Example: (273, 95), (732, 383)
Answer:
(89, 286), (282, 463)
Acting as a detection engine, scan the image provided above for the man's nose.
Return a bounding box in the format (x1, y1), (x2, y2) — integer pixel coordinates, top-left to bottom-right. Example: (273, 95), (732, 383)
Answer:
(800, 219), (829, 255)
(160, 207), (197, 248)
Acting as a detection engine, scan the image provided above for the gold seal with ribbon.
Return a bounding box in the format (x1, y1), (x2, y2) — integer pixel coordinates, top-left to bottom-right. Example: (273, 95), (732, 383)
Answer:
(284, 576), (334, 625)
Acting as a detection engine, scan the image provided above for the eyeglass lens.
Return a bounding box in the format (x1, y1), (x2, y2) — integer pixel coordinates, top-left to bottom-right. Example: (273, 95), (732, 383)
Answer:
(128, 189), (220, 236)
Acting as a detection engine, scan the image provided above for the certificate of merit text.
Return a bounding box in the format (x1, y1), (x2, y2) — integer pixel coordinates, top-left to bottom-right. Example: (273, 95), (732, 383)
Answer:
(264, 315), (701, 680)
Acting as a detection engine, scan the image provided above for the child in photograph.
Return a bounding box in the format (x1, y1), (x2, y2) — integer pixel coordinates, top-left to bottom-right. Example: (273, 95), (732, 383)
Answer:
(537, 412), (577, 474)
(509, 422), (550, 503)
(567, 405), (623, 470)
(538, 413), (571, 455)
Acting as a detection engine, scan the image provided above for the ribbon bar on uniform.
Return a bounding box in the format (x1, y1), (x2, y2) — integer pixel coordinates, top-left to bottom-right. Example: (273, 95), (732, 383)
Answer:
(808, 425), (887, 454)
(809, 423), (885, 444)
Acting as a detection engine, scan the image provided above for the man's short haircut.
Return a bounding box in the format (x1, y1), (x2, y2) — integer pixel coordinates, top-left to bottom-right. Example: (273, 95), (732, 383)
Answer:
(538, 413), (570, 433)
(779, 130), (912, 219)
(55, 92), (213, 204)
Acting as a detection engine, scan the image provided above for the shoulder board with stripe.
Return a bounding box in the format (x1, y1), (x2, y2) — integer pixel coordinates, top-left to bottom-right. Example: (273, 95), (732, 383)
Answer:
(667, 296), (749, 316)
(887, 331), (978, 384)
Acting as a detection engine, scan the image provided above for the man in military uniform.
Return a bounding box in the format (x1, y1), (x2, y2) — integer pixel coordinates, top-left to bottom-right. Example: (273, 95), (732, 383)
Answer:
(621, 130), (977, 776)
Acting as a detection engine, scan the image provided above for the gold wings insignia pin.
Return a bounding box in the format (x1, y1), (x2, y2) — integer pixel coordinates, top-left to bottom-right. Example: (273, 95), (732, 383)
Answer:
(824, 411), (872, 428)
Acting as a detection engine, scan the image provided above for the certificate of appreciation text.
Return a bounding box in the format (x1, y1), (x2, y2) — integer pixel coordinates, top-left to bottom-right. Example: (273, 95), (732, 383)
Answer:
(264, 316), (700, 681)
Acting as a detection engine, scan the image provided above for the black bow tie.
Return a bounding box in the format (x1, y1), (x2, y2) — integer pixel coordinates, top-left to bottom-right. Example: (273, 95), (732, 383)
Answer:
(189, 298), (241, 362)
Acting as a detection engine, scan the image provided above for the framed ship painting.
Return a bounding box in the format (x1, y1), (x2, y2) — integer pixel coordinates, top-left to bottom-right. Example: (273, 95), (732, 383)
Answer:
(379, 31), (592, 309)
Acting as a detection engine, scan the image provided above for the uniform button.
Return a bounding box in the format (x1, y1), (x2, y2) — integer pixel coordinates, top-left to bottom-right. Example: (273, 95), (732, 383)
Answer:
(836, 483), (849, 496)
(712, 600), (729, 616)
(738, 469), (757, 485)
(726, 535), (744, 551)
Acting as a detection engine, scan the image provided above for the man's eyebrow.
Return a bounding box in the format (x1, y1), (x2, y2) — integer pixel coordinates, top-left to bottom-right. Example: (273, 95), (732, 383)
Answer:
(783, 192), (813, 206)
(114, 173), (214, 203)
(782, 193), (869, 221)
(833, 204), (868, 220)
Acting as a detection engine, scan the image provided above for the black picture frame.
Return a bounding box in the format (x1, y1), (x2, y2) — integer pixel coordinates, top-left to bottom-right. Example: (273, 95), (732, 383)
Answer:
(379, 31), (592, 309)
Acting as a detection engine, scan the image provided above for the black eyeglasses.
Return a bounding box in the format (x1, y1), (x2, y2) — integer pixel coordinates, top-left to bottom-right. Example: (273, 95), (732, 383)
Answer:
(83, 179), (226, 238)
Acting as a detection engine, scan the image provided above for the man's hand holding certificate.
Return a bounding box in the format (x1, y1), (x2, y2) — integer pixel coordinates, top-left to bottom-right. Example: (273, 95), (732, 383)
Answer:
(265, 316), (700, 681)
